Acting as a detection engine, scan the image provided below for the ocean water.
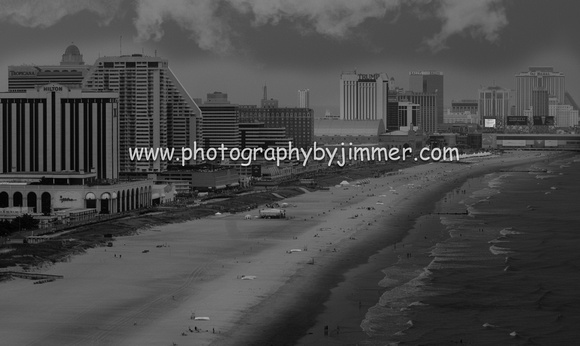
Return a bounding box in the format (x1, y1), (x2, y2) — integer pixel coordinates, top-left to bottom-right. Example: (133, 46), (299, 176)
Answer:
(360, 154), (580, 345)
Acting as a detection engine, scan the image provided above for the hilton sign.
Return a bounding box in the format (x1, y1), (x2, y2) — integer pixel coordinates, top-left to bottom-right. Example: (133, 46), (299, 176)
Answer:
(43, 86), (63, 92)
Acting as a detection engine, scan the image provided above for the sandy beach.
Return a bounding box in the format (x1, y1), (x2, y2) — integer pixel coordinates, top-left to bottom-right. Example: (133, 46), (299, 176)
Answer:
(0, 151), (561, 346)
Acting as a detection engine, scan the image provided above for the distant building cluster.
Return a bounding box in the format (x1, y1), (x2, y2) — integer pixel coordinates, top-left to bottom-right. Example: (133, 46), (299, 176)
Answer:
(1, 45), (579, 228)
(442, 67), (579, 132)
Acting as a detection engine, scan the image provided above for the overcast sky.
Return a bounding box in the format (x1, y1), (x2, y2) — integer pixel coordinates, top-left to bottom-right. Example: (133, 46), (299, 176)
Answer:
(1, 0), (579, 116)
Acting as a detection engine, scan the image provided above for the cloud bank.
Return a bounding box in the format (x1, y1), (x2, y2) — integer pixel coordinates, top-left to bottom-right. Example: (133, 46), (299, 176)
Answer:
(423, 0), (508, 52)
(0, 0), (509, 53)
(0, 0), (121, 28)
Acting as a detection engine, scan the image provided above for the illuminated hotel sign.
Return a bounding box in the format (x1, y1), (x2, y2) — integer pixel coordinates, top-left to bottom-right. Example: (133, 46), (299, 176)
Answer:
(358, 73), (381, 81)
(484, 118), (496, 128)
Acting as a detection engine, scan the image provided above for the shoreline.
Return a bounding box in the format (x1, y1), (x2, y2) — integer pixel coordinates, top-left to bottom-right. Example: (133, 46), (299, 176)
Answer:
(0, 152), (566, 346)
(217, 151), (568, 346)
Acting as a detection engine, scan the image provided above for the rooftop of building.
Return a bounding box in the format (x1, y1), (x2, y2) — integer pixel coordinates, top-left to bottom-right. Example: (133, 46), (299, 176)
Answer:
(93, 54), (166, 62)
(1, 83), (119, 97)
(479, 85), (510, 91)
(394, 90), (438, 96)
(409, 70), (443, 75)
(528, 66), (555, 72)
(517, 67), (564, 76)
(165, 163), (234, 172)
(314, 119), (385, 137)
(64, 44), (81, 56)
(0, 172), (132, 186)
(380, 128), (419, 136)
(452, 99), (478, 104)
(564, 92), (579, 110)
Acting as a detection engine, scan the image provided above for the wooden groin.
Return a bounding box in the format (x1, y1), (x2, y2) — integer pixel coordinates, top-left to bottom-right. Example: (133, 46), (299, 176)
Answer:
(499, 169), (547, 173)
(1, 271), (64, 280)
(433, 211), (469, 215)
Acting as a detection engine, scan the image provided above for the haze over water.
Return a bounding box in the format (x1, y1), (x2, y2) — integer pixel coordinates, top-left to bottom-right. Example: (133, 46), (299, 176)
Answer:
(361, 154), (580, 345)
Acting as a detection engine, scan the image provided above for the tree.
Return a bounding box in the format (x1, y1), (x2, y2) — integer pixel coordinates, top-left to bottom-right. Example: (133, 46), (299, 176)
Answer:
(0, 220), (15, 236)
(11, 214), (39, 231)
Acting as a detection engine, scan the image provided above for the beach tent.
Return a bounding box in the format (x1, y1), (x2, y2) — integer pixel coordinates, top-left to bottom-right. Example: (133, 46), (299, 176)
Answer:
(240, 275), (257, 280)
(339, 180), (350, 186)
(244, 214), (252, 219)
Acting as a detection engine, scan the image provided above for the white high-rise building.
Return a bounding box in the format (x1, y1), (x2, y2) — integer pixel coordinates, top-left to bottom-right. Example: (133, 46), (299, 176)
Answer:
(515, 67), (565, 116)
(0, 84), (119, 180)
(339, 71), (389, 121)
(298, 89), (310, 108)
(83, 54), (202, 174)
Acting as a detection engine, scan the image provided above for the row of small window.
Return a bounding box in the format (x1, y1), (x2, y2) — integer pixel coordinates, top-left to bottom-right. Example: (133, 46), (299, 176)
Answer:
(101, 62), (160, 68)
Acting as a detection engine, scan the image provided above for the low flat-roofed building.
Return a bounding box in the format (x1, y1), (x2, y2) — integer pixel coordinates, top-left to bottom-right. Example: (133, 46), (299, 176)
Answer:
(444, 111), (480, 124)
(158, 164), (239, 192)
(438, 123), (480, 134)
(239, 122), (292, 149)
(314, 119), (385, 145)
(151, 184), (176, 204)
(485, 133), (580, 150)
(429, 133), (458, 148)
(379, 128), (426, 151)
(0, 173), (152, 217)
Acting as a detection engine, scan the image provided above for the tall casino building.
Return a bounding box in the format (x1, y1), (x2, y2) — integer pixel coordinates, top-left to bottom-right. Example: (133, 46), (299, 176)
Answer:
(0, 84), (119, 180)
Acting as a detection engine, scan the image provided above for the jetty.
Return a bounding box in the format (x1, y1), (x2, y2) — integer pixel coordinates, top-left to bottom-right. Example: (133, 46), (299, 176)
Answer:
(1, 271), (64, 281)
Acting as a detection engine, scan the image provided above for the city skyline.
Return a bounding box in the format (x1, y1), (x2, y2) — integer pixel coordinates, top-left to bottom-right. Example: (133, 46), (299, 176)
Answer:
(0, 0), (579, 118)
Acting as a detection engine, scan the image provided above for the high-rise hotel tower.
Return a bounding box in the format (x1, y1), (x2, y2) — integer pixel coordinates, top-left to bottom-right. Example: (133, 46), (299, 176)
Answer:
(409, 70), (444, 129)
(0, 84), (119, 180)
(82, 54), (202, 174)
(478, 86), (511, 128)
(515, 67), (565, 117)
(339, 71), (389, 122)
